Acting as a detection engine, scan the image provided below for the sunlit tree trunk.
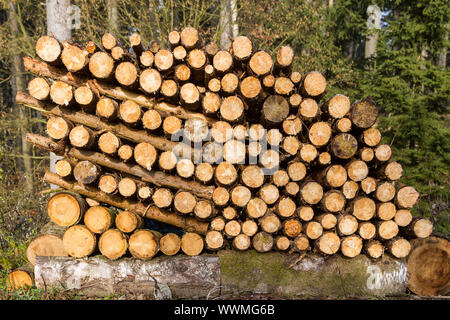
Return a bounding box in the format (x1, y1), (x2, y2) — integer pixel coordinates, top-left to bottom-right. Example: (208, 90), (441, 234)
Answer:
(46, 0), (72, 188)
(106, 0), (118, 35)
(364, 4), (381, 59)
(8, 0), (33, 193)
(219, 0), (231, 49)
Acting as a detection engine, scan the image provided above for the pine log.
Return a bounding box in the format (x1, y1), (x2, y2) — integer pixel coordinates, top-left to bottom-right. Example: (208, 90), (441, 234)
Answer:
(213, 50), (233, 74)
(305, 221), (323, 240)
(293, 234), (310, 252)
(318, 152), (332, 166)
(309, 121), (332, 147)
(248, 51), (273, 76)
(262, 95), (290, 126)
(129, 229), (160, 260)
(180, 83), (200, 109)
(101, 33), (117, 51)
(259, 212), (282, 234)
(342, 180), (359, 200)
(152, 188), (174, 209)
(281, 136), (301, 157)
(387, 237), (411, 259)
(282, 218), (302, 238)
(181, 232), (204, 256)
(297, 206), (314, 222)
(194, 200), (215, 220)
(54, 159), (72, 178)
(61, 42), (89, 73)
(233, 234), (252, 251)
(316, 232), (340, 255)
(137, 185), (153, 201)
(84, 205), (115, 234)
(321, 190), (346, 213)
(396, 186), (420, 209)
(374, 144), (392, 162)
(205, 230), (225, 251)
(74, 85), (96, 111)
(334, 118), (352, 133)
(142, 109), (162, 131)
(358, 222), (376, 240)
(289, 93), (302, 109)
(47, 192), (87, 227)
(299, 181), (323, 205)
(252, 231), (274, 253)
(274, 77), (294, 96)
(115, 62), (138, 88)
(43, 172), (209, 234)
(247, 197), (268, 219)
(274, 236), (291, 251)
(301, 71), (326, 98)
(375, 182), (396, 202)
(351, 196), (376, 221)
(180, 27), (201, 50)
(394, 209), (413, 227)
(212, 187), (230, 207)
(50, 81), (73, 106)
(231, 185), (252, 208)
(407, 236), (449, 296)
(118, 144), (134, 162)
(159, 233), (181, 256)
(287, 161), (307, 182)
(26, 222), (67, 266)
(202, 92), (221, 115)
(210, 216), (226, 232)
(221, 73), (239, 95)
(330, 133), (358, 159)
(176, 158), (195, 179)
(115, 210), (143, 234)
(241, 220), (258, 237)
(220, 95), (244, 123)
(377, 220), (399, 240)
(323, 94), (351, 119)
(298, 98), (319, 121)
(155, 49), (174, 72)
(360, 176), (377, 194)
(28, 77), (50, 101)
(36, 35), (62, 64)
(376, 202), (397, 221)
(377, 161), (403, 181)
(275, 196), (296, 218)
(118, 177), (137, 198)
(195, 163), (214, 184)
(259, 184), (280, 205)
(350, 98), (378, 129)
(174, 191), (197, 215)
(46, 116), (73, 141)
(232, 36), (253, 61)
(275, 46), (294, 70)
(224, 220), (241, 238)
(284, 181), (300, 197)
(405, 218), (434, 239)
(337, 214), (359, 236)
(98, 131), (121, 155)
(346, 160), (369, 182)
(140, 51), (154, 68)
(139, 68), (162, 95)
(365, 240), (384, 259)
(26, 133), (65, 155)
(299, 143), (318, 163)
(96, 97), (119, 120)
(73, 160), (102, 185)
(316, 164), (348, 188)
(340, 235), (363, 258)
(62, 225), (97, 258)
(98, 229), (128, 260)
(215, 162), (238, 186)
(315, 213), (337, 230)
(282, 115), (302, 136)
(89, 52), (115, 79)
(129, 33), (145, 56)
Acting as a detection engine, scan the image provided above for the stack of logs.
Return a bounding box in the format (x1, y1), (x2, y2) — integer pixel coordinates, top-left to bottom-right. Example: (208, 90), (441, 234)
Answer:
(14, 26), (435, 283)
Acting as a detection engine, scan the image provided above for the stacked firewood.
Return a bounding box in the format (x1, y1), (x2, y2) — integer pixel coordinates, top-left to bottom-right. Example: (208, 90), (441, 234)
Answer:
(18, 26), (434, 264)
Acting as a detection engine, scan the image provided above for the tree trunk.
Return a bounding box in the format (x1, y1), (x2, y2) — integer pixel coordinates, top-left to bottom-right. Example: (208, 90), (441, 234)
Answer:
(46, 0), (72, 186)
(8, 1), (33, 193)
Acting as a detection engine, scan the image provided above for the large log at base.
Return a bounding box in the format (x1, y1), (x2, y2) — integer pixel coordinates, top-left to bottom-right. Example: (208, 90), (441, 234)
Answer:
(43, 172), (209, 235)
(407, 236), (450, 296)
(33, 250), (411, 298)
